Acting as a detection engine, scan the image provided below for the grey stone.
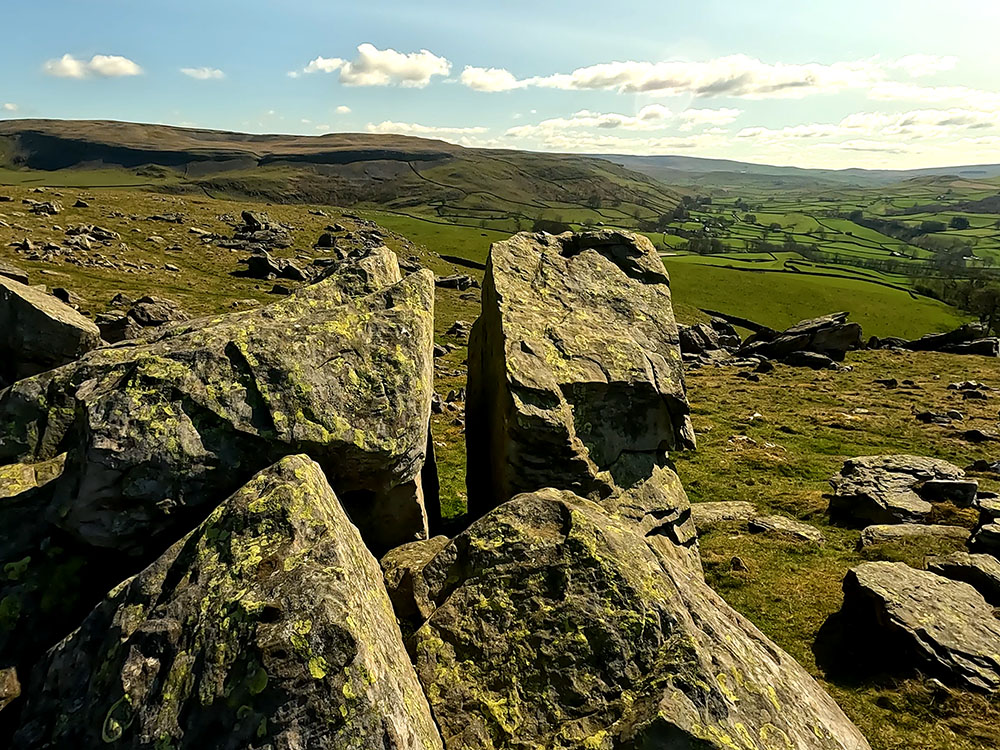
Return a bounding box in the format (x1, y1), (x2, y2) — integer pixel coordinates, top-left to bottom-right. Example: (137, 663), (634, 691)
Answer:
(927, 552), (1000, 605)
(858, 524), (970, 549)
(749, 514), (825, 544)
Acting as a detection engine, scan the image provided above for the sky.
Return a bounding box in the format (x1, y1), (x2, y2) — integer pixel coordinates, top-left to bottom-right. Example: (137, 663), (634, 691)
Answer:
(2, 0), (1000, 170)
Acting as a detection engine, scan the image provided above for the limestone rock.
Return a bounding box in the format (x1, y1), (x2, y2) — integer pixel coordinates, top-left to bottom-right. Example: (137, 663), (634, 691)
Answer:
(12, 456), (443, 749)
(380, 536), (451, 626)
(927, 552), (1000, 605)
(466, 230), (696, 551)
(0, 276), (102, 387)
(410, 489), (871, 750)
(0, 248), (436, 667)
(829, 455), (968, 525)
(839, 561), (1000, 692)
(738, 312), (862, 362)
(749, 514), (825, 544)
(858, 523), (970, 549)
(691, 500), (757, 530)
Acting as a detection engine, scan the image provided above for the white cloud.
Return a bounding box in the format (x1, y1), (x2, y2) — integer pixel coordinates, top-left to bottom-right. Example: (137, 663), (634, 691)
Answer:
(43, 53), (142, 79)
(459, 54), (886, 98)
(366, 120), (488, 136)
(336, 105), (352, 114)
(300, 44), (450, 87)
(460, 66), (523, 92)
(889, 54), (958, 77)
(869, 82), (1000, 112)
(678, 107), (742, 131)
(507, 105), (674, 139)
(181, 67), (225, 80)
(2, 103), (17, 112)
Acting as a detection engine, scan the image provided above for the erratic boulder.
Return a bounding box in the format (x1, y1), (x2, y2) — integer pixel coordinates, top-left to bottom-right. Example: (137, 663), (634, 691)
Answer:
(738, 312), (862, 362)
(0, 276), (102, 387)
(829, 455), (970, 525)
(837, 561), (1000, 692)
(466, 230), (696, 553)
(0, 248), (436, 667)
(408, 489), (871, 750)
(12, 455), (443, 749)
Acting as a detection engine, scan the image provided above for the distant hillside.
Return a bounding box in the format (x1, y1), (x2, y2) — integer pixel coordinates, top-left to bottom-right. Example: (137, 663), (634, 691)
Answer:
(0, 120), (682, 225)
(597, 153), (1000, 190)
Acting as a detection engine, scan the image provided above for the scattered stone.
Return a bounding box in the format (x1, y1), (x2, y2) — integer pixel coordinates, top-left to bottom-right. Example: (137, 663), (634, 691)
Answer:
(749, 514), (826, 544)
(445, 320), (472, 340)
(51, 287), (82, 308)
(927, 552), (1000, 605)
(0, 276), (102, 387)
(0, 259), (29, 285)
(72, 199), (89, 208)
(435, 273), (479, 291)
(968, 459), (1000, 475)
(961, 429), (1000, 444)
(829, 455), (970, 525)
(838, 561), (1000, 692)
(904, 324), (999, 357)
(858, 523), (970, 549)
(164, 263), (180, 273)
(783, 350), (837, 369)
(11, 456), (444, 749)
(970, 524), (1000, 556)
(874, 378), (898, 388)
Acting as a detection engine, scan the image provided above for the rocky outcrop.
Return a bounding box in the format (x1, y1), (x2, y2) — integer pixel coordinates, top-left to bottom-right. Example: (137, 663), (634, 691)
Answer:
(678, 318), (741, 356)
(0, 276), (102, 387)
(828, 455), (972, 525)
(0, 248), (436, 667)
(12, 456), (443, 749)
(737, 311), (862, 363)
(466, 230), (696, 553)
(928, 552), (1000, 605)
(407, 489), (871, 750)
(96, 295), (190, 343)
(838, 562), (1000, 692)
(901, 323), (999, 357)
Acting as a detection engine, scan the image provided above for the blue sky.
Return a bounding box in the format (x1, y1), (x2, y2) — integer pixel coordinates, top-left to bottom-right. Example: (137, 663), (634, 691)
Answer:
(2, 0), (1000, 168)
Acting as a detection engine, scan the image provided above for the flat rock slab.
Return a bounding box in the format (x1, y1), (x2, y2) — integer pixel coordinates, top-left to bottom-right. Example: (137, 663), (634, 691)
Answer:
(928, 552), (1000, 605)
(841, 561), (1000, 692)
(858, 524), (971, 549)
(749, 514), (825, 544)
(13, 456), (443, 749)
(0, 276), (102, 387)
(971, 523), (1000, 555)
(691, 501), (757, 530)
(410, 489), (871, 750)
(829, 455), (969, 526)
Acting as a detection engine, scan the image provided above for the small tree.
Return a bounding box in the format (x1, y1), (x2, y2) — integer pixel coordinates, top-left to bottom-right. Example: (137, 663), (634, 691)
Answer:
(949, 216), (971, 230)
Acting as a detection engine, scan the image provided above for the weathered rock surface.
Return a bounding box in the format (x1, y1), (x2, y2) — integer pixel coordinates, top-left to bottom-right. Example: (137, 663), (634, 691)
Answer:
(96, 295), (190, 343)
(691, 500), (757, 529)
(927, 552), (1000, 605)
(858, 523), (970, 549)
(829, 455), (969, 525)
(409, 489), (871, 750)
(0, 248), (436, 667)
(0, 276), (102, 387)
(380, 535), (450, 627)
(749, 514), (826, 544)
(738, 312), (863, 362)
(466, 230), (696, 552)
(839, 561), (1000, 692)
(12, 456), (444, 749)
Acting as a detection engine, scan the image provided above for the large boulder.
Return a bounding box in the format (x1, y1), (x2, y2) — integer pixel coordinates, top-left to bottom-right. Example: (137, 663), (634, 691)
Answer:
(837, 561), (1000, 692)
(828, 455), (970, 525)
(12, 455), (443, 749)
(97, 295), (190, 344)
(903, 323), (999, 357)
(738, 312), (862, 362)
(0, 248), (436, 668)
(408, 489), (871, 750)
(0, 276), (102, 387)
(466, 230), (696, 551)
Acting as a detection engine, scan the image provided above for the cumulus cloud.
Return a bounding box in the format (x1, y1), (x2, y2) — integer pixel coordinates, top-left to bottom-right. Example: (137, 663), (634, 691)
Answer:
(366, 120), (488, 136)
(181, 67), (225, 80)
(460, 66), (524, 92)
(868, 82), (1000, 112)
(678, 108), (742, 130)
(336, 105), (352, 114)
(506, 105), (675, 139)
(43, 54), (142, 79)
(2, 103), (17, 112)
(299, 44), (450, 87)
